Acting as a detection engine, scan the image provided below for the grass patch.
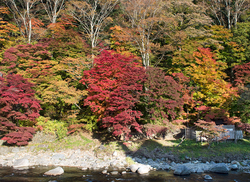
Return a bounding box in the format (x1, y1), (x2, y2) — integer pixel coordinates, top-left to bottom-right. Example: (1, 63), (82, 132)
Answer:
(63, 135), (93, 149)
(30, 133), (98, 152)
(126, 157), (135, 165)
(29, 131), (250, 162)
(115, 138), (250, 161)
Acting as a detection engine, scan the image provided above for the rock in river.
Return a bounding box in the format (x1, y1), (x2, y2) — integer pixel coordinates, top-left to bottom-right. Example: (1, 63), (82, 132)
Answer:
(137, 165), (151, 174)
(13, 158), (29, 169)
(44, 167), (64, 176)
(210, 163), (229, 174)
(204, 175), (213, 180)
(129, 164), (140, 173)
(173, 165), (190, 176)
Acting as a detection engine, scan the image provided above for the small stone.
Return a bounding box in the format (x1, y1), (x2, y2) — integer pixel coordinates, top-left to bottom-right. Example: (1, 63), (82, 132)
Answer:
(110, 161), (117, 167)
(204, 175), (212, 180)
(113, 151), (118, 157)
(110, 171), (119, 175)
(102, 170), (108, 174)
(196, 167), (204, 173)
(52, 154), (66, 160)
(29, 146), (36, 152)
(19, 147), (26, 151)
(170, 162), (176, 166)
(121, 171), (126, 175)
(12, 148), (19, 153)
(98, 145), (106, 150)
(44, 167), (64, 176)
(231, 164), (238, 170)
(38, 144), (48, 148)
(82, 175), (85, 177)
(241, 161), (248, 166)
(0, 147), (11, 155)
(75, 149), (81, 154)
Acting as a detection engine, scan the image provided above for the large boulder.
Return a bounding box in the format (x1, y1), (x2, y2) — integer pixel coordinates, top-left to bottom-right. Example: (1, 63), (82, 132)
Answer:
(210, 163), (229, 174)
(129, 164), (141, 173)
(13, 158), (29, 169)
(137, 165), (151, 174)
(173, 165), (190, 176)
(44, 167), (64, 176)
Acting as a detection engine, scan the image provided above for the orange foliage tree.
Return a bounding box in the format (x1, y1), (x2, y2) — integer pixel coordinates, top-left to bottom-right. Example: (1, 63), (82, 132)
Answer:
(186, 48), (238, 110)
(0, 7), (19, 50)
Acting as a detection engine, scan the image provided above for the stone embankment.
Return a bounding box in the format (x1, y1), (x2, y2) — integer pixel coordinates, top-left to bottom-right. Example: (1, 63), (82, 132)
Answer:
(1, 145), (250, 178)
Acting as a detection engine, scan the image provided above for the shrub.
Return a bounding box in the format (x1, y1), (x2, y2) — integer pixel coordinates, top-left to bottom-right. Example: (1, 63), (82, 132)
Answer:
(36, 116), (67, 140)
(0, 121), (36, 146)
(0, 74), (41, 125)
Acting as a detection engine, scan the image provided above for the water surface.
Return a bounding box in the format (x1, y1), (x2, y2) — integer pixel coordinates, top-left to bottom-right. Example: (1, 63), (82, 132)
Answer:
(0, 166), (250, 182)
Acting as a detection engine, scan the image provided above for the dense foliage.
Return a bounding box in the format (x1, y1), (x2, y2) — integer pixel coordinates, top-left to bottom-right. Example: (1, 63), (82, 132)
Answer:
(1, 0), (250, 145)
(0, 74), (41, 145)
(0, 74), (41, 124)
(81, 51), (146, 138)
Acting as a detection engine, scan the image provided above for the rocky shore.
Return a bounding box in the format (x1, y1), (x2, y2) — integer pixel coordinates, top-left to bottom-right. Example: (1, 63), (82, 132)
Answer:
(1, 144), (250, 179)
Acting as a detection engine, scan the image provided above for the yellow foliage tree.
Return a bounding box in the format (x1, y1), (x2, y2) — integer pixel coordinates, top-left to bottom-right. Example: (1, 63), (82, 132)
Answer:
(42, 78), (87, 120)
(186, 48), (238, 110)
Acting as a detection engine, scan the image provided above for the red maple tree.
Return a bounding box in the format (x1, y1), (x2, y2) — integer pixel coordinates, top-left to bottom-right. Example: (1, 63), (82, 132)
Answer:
(81, 51), (146, 138)
(0, 74), (41, 145)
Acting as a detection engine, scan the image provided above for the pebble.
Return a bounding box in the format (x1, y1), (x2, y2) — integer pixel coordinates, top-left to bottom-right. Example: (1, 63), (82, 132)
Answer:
(102, 170), (108, 174)
(204, 175), (212, 180)
(110, 171), (119, 175)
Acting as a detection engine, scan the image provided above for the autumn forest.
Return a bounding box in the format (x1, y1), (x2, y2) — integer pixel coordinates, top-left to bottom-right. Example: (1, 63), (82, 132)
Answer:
(1, 0), (250, 146)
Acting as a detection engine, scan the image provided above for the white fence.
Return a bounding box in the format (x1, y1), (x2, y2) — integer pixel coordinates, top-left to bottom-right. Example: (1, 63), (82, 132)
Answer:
(185, 125), (243, 142)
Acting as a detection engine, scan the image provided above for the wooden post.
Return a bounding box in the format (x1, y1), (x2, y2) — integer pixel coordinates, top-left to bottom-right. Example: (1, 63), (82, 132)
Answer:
(235, 129), (237, 144)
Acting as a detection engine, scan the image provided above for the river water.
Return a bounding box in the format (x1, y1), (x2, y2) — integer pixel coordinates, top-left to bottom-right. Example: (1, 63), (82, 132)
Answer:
(0, 166), (250, 182)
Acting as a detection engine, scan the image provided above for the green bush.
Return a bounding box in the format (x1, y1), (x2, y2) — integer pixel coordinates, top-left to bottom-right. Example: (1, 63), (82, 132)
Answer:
(36, 116), (68, 140)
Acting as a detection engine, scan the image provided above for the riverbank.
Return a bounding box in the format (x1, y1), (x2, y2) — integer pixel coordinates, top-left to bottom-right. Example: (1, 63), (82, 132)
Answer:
(1, 131), (250, 176)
